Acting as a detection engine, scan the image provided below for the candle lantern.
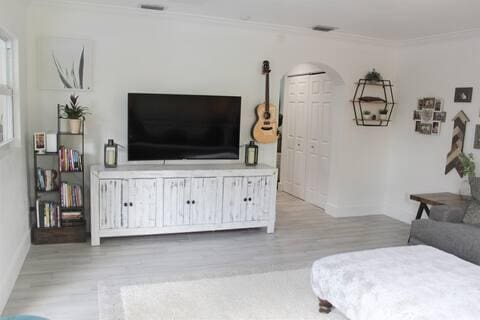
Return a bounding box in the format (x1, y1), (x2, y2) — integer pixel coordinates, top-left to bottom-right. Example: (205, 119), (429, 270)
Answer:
(104, 139), (118, 168)
(245, 141), (258, 166)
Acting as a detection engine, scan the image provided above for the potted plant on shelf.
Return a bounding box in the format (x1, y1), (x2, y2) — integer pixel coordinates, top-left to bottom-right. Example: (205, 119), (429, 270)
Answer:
(59, 94), (89, 134)
(365, 69), (382, 83)
(379, 108), (389, 121)
(362, 110), (372, 120)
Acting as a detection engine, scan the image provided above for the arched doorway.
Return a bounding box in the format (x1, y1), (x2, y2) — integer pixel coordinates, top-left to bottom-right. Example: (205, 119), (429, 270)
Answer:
(278, 63), (345, 209)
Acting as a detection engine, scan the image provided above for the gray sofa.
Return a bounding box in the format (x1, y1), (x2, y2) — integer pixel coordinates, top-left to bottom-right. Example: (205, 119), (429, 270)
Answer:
(409, 204), (480, 265)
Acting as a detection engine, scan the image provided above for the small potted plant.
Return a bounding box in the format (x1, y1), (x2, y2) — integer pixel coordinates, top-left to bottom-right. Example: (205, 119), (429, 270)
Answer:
(362, 110), (372, 120)
(365, 69), (382, 83)
(379, 108), (389, 121)
(459, 153), (476, 198)
(59, 94), (89, 134)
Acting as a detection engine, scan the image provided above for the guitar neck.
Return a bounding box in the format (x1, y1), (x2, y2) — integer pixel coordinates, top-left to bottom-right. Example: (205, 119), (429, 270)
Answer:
(265, 73), (270, 113)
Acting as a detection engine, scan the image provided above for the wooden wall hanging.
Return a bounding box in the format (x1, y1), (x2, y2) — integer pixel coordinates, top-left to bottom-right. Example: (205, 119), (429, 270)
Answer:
(445, 111), (470, 177)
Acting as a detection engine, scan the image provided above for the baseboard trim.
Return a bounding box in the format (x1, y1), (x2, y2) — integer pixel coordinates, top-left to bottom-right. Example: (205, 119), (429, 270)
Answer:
(0, 229), (31, 313)
(383, 205), (415, 224)
(325, 202), (384, 218)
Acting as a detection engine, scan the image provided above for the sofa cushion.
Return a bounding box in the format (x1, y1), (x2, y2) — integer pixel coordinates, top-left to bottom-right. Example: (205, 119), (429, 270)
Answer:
(463, 199), (480, 225)
(409, 219), (480, 265)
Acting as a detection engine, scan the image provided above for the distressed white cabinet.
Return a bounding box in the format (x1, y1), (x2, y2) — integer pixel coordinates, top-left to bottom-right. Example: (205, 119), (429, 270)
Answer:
(91, 164), (277, 246)
(222, 176), (273, 223)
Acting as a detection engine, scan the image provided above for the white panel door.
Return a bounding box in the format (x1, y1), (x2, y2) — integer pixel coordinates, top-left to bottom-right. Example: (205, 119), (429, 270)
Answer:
(163, 178), (191, 226)
(305, 74), (332, 208)
(190, 177), (220, 225)
(283, 75), (309, 199)
(128, 179), (158, 228)
(99, 179), (128, 229)
(222, 177), (247, 223)
(245, 176), (272, 221)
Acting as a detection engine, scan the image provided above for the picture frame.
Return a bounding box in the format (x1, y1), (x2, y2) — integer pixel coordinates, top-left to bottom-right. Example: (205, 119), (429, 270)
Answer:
(34, 132), (46, 154)
(38, 37), (94, 91)
(423, 97), (436, 109)
(413, 110), (420, 120)
(432, 122), (440, 135)
(419, 123), (432, 135)
(474, 125), (480, 149)
(433, 111), (447, 122)
(454, 87), (473, 103)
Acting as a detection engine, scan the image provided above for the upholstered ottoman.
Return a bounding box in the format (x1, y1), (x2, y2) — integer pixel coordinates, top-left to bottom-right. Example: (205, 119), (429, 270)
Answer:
(311, 245), (480, 320)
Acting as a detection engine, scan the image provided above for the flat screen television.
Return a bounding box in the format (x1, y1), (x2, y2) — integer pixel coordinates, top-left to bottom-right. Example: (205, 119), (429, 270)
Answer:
(128, 93), (241, 160)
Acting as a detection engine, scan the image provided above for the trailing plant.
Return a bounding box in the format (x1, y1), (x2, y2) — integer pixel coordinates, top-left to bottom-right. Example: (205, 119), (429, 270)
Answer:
(363, 110), (371, 115)
(365, 69), (382, 82)
(459, 153), (476, 177)
(59, 94), (89, 119)
(379, 109), (388, 115)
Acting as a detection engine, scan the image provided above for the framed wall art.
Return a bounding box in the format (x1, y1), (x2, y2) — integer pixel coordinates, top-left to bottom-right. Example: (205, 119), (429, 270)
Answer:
(413, 97), (446, 135)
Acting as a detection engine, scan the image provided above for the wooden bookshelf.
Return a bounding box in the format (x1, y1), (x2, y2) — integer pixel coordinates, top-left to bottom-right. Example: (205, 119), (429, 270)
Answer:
(31, 105), (86, 245)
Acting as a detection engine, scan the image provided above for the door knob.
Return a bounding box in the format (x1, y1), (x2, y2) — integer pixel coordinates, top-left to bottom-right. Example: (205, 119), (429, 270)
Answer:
(187, 200), (191, 204)
(248, 197), (252, 202)
(123, 203), (128, 207)
(243, 198), (247, 202)
(192, 200), (196, 204)
(129, 202), (133, 207)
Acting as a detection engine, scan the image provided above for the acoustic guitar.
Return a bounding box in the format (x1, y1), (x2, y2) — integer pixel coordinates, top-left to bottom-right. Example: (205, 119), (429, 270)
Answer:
(252, 60), (278, 144)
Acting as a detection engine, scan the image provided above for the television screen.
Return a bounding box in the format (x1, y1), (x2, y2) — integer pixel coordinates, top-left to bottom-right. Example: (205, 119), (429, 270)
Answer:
(128, 93), (241, 160)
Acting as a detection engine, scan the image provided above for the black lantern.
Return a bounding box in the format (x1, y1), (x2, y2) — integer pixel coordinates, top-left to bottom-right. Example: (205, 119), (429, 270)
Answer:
(104, 139), (118, 168)
(245, 141), (258, 166)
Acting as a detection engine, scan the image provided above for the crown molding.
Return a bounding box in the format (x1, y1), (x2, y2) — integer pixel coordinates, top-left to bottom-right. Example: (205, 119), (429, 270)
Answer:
(399, 28), (480, 47)
(29, 0), (398, 48)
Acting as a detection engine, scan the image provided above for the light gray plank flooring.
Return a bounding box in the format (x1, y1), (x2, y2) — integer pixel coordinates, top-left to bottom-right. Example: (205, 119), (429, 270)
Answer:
(3, 193), (410, 319)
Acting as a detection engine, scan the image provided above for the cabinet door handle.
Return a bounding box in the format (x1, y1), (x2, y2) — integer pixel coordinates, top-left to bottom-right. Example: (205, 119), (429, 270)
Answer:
(192, 200), (196, 204)
(186, 200), (191, 204)
(129, 202), (133, 207)
(243, 198), (247, 202)
(248, 197), (252, 202)
(124, 203), (128, 207)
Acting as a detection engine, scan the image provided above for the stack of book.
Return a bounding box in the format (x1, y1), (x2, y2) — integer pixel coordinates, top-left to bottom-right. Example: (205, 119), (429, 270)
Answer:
(61, 211), (84, 226)
(36, 200), (61, 228)
(36, 168), (58, 191)
(58, 146), (83, 172)
(61, 183), (83, 208)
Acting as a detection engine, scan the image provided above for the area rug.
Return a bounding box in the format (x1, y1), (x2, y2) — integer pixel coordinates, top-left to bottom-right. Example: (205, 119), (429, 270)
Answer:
(99, 268), (346, 320)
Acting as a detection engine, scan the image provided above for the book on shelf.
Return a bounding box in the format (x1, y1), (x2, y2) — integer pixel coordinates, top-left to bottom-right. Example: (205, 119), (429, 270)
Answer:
(58, 146), (83, 172)
(61, 183), (83, 208)
(36, 200), (61, 228)
(61, 211), (84, 226)
(36, 168), (58, 191)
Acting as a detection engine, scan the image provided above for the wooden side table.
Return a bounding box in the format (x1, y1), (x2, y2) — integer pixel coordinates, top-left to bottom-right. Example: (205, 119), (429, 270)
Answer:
(410, 192), (469, 220)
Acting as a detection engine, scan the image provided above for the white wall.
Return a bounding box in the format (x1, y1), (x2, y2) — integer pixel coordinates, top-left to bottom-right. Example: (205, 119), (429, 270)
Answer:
(385, 34), (480, 223)
(0, 0), (30, 313)
(27, 1), (398, 218)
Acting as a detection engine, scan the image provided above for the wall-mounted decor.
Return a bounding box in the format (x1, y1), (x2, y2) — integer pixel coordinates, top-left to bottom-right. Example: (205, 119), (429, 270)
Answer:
(413, 97), (446, 135)
(445, 111), (470, 177)
(454, 87), (473, 103)
(474, 125), (480, 149)
(38, 37), (93, 91)
(34, 132), (46, 154)
(352, 77), (395, 127)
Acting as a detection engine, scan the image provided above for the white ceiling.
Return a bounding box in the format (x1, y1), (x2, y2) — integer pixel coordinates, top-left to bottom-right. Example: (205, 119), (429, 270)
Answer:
(43, 0), (480, 40)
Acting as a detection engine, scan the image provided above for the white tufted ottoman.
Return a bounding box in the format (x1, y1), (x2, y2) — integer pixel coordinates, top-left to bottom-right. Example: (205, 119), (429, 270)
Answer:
(311, 245), (480, 320)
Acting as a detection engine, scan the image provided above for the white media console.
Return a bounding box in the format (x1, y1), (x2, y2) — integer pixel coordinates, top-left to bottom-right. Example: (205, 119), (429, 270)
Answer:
(90, 163), (277, 246)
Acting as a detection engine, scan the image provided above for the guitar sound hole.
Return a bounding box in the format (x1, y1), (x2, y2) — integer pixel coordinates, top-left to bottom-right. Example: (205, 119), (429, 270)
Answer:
(263, 112), (271, 120)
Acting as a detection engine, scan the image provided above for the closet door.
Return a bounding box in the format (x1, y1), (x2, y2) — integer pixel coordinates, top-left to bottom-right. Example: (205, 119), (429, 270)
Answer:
(284, 75), (309, 199)
(163, 178), (191, 226)
(305, 74), (333, 208)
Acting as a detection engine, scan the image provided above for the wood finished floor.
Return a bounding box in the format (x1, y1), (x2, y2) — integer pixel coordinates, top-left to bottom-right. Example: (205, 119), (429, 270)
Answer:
(3, 192), (410, 319)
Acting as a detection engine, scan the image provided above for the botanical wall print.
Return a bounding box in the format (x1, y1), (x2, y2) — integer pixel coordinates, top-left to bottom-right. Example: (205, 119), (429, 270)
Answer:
(38, 37), (93, 91)
(445, 111), (469, 177)
(454, 87), (473, 103)
(413, 97), (446, 135)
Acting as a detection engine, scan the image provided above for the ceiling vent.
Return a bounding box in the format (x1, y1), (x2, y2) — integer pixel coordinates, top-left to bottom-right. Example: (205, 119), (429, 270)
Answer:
(312, 25), (337, 32)
(140, 4), (166, 11)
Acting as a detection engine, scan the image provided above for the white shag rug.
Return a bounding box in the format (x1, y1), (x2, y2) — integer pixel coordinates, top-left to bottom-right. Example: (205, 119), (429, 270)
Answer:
(113, 269), (347, 320)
